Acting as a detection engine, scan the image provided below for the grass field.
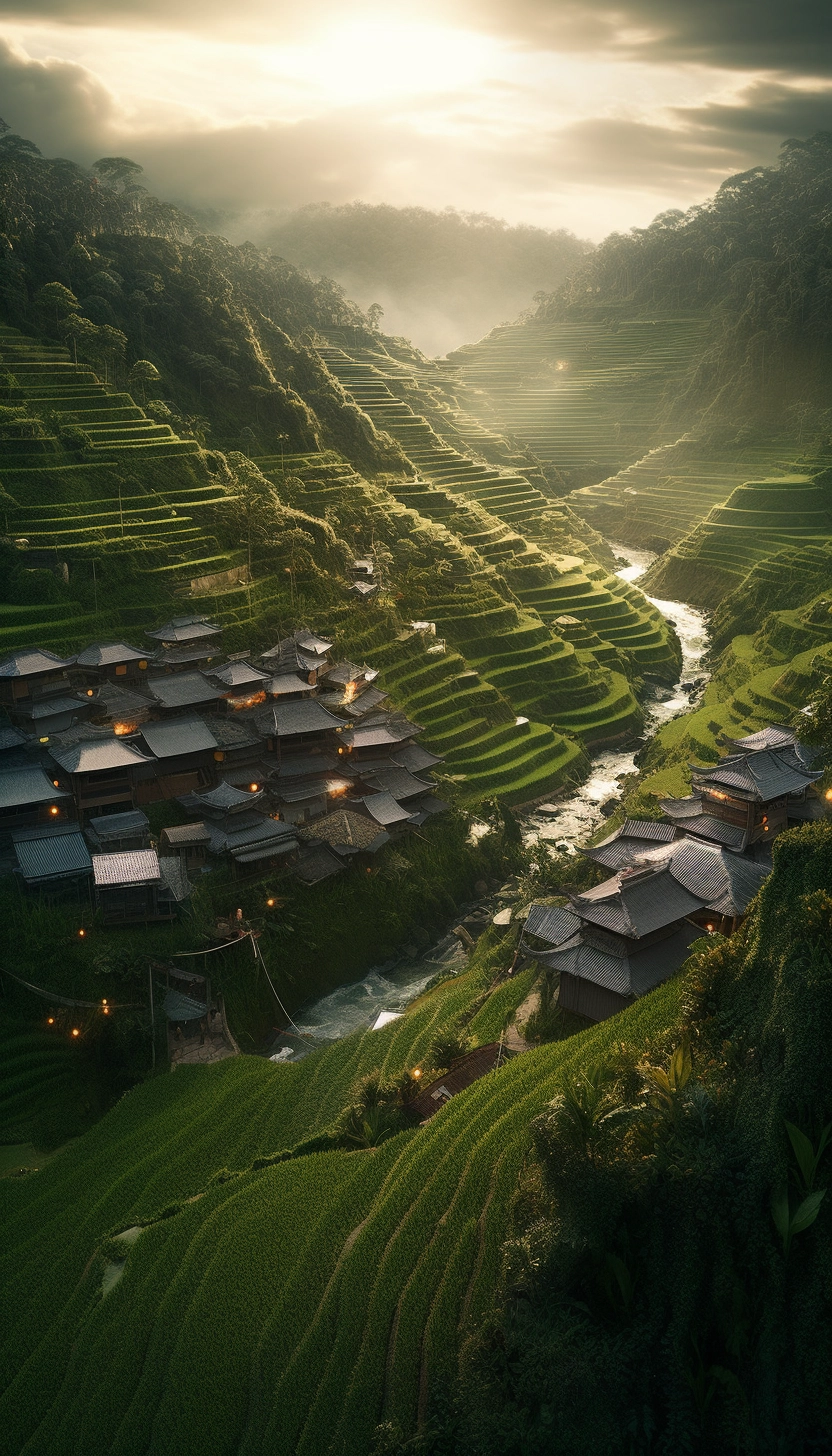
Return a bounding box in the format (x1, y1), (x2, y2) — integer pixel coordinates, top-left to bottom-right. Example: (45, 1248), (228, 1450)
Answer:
(0, 941), (681, 1456)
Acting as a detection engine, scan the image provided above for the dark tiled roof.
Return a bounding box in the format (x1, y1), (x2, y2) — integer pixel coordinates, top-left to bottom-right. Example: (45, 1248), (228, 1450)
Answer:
(678, 814), (746, 849)
(0, 649), (74, 677)
(324, 661), (365, 686)
(361, 767), (431, 801)
(158, 857), (193, 900)
(146, 672), (223, 711)
(361, 792), (413, 827)
(298, 809), (390, 853)
(408, 1043), (512, 1121)
(89, 682), (155, 719)
(74, 642), (148, 667)
(267, 673), (316, 696)
(153, 645), (218, 667)
(0, 726), (28, 751)
(293, 845), (344, 884)
(660, 795), (704, 819)
(620, 818), (677, 842)
(659, 839), (768, 916)
(391, 744), (444, 773)
(17, 695), (85, 721)
(266, 700), (345, 737)
(190, 782), (264, 812)
(49, 739), (150, 775)
(271, 751), (342, 780)
(12, 827), (92, 884)
(692, 747), (821, 800)
(350, 581), (377, 596)
(222, 818), (299, 864)
(294, 629), (333, 655)
(544, 922), (701, 998)
(728, 725), (797, 751)
(574, 866), (703, 938)
(210, 661), (269, 689)
(140, 716), (219, 760)
(161, 822), (211, 846)
(146, 616), (221, 643)
(202, 715), (264, 750)
(86, 809), (150, 843)
(346, 687), (388, 718)
(93, 849), (160, 886)
(524, 903), (582, 948)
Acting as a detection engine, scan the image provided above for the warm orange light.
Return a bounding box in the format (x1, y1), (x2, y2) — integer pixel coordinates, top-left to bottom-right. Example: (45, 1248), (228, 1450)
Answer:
(103, 1007), (110, 1014)
(113, 720), (138, 736)
(706, 923), (714, 933)
(78, 928), (86, 937)
(249, 783), (259, 792)
(86, 689), (94, 697)
(53, 779), (60, 788)
(266, 898), (276, 907)
(761, 815), (768, 824)
(412, 1068), (422, 1079)
(47, 1017), (54, 1025)
(826, 789), (832, 802)
(49, 805), (59, 816)
(139, 660), (148, 670)
(343, 680), (358, 704)
(102, 998), (107, 1004)
(72, 1028), (80, 1037)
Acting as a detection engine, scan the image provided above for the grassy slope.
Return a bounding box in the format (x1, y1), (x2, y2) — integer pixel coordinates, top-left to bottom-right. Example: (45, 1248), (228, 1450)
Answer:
(0, 944), (680, 1456)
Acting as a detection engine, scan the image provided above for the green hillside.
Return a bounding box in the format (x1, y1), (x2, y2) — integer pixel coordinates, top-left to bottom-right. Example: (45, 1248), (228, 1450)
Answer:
(0, 933), (680, 1456)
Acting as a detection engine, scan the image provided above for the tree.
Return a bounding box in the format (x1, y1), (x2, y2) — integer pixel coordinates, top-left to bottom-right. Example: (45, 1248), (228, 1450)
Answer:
(128, 358), (160, 403)
(35, 281), (79, 335)
(367, 302), (384, 331)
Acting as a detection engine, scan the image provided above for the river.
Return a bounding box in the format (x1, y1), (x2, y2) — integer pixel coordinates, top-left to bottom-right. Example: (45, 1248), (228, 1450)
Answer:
(271, 543), (709, 1054)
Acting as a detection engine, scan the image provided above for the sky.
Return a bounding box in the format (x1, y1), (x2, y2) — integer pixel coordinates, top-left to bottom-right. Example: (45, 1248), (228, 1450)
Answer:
(0, 0), (831, 239)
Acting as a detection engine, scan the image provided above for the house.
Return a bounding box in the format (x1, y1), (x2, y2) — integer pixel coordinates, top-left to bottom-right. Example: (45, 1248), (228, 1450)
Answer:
(159, 822), (211, 871)
(267, 748), (354, 824)
(146, 615), (221, 647)
(339, 715), (423, 763)
(85, 809), (150, 852)
(259, 699), (347, 758)
(201, 714), (268, 789)
(208, 660), (269, 710)
(360, 790), (414, 831)
(48, 734), (152, 821)
(11, 822), (92, 891)
(85, 681), (155, 735)
(145, 671), (225, 716)
(350, 581), (378, 598)
(0, 765), (72, 834)
(297, 807), (390, 860)
(259, 637), (328, 684)
(584, 818), (679, 871)
(0, 649), (76, 725)
(135, 715), (220, 801)
(407, 1043), (513, 1122)
(73, 642), (153, 685)
(292, 843), (344, 885)
(660, 731), (824, 851)
(351, 558), (374, 577)
(265, 672), (317, 701)
(92, 848), (191, 923)
(525, 841), (768, 1023)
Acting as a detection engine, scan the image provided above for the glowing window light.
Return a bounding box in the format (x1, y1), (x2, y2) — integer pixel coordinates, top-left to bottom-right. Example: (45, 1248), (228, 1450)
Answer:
(249, 783), (259, 792)
(49, 806), (60, 816)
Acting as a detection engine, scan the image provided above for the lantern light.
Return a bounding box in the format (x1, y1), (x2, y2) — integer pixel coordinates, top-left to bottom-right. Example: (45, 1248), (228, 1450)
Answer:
(706, 923), (714, 933)
(78, 928), (86, 938)
(249, 784), (259, 792)
(53, 779), (60, 788)
(412, 1068), (422, 1079)
(266, 898), (276, 908)
(72, 1028), (80, 1038)
(47, 1017), (54, 1025)
(49, 806), (59, 816)
(87, 688), (94, 697)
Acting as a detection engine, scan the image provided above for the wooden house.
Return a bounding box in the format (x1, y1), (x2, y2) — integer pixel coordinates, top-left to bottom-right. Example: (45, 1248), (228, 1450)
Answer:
(407, 1043), (513, 1122)
(135, 715), (220, 801)
(73, 642), (153, 686)
(146, 615), (221, 649)
(524, 841), (768, 1023)
(85, 809), (150, 852)
(145, 671), (225, 716)
(85, 681), (155, 736)
(660, 730), (824, 851)
(584, 818), (679, 871)
(48, 735), (152, 822)
(0, 649), (76, 720)
(0, 765), (72, 834)
(159, 822), (211, 871)
(208, 660), (269, 711)
(259, 699), (347, 760)
(11, 823), (92, 893)
(297, 807), (391, 862)
(92, 848), (191, 924)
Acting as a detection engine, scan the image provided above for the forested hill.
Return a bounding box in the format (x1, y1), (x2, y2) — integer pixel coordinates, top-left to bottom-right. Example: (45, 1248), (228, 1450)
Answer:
(526, 132), (832, 435)
(0, 126), (405, 474)
(257, 203), (591, 356)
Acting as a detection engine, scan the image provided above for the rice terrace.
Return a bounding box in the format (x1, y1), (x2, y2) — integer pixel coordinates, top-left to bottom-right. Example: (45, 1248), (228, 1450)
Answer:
(3, 5), (832, 1453)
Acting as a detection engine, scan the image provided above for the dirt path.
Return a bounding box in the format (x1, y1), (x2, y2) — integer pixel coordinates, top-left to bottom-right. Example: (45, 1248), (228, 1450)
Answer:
(504, 985), (540, 1053)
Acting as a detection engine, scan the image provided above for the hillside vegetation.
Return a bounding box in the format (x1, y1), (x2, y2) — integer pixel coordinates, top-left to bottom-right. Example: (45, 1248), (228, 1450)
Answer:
(255, 203), (591, 357)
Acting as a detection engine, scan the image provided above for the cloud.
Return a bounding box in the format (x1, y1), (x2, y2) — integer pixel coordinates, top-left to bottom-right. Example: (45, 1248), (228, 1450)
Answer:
(675, 79), (832, 141)
(0, 35), (116, 155)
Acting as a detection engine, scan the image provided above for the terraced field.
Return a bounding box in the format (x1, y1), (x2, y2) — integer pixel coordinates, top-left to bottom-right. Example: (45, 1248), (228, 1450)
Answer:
(0, 326), (256, 648)
(567, 435), (804, 552)
(0, 951), (680, 1456)
(446, 315), (710, 473)
(644, 473), (832, 608)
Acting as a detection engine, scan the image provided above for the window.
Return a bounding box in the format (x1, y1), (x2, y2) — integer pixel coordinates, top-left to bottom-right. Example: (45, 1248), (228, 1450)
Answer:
(115, 665), (127, 676)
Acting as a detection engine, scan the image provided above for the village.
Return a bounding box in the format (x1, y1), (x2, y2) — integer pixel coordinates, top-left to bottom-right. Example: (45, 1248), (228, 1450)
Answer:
(0, 614), (450, 917)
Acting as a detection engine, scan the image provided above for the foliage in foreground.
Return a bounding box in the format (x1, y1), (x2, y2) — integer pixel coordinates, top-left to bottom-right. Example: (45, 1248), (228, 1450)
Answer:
(409, 822), (832, 1456)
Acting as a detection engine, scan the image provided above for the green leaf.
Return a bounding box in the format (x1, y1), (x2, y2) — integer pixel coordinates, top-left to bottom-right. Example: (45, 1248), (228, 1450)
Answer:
(790, 1188), (826, 1235)
(785, 1120), (816, 1190)
(670, 1040), (692, 1091)
(770, 1185), (791, 1243)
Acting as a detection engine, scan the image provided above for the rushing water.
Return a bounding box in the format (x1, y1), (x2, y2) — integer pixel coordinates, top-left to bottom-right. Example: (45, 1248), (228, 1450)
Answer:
(273, 542), (710, 1054)
(519, 543), (710, 852)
